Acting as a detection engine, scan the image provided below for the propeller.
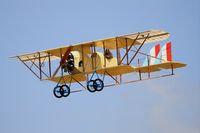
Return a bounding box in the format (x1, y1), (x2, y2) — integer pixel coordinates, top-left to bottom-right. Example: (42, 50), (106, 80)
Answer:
(52, 46), (72, 79)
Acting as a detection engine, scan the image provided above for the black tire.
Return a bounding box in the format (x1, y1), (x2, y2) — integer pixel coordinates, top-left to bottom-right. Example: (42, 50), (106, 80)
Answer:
(87, 80), (96, 93)
(60, 85), (70, 97)
(53, 86), (62, 98)
(94, 79), (104, 91)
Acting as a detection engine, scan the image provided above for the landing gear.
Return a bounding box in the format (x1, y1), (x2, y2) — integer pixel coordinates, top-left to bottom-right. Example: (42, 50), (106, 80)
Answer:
(53, 86), (63, 98)
(87, 78), (104, 92)
(87, 80), (96, 92)
(60, 85), (70, 97)
(87, 71), (104, 92)
(53, 70), (105, 98)
(94, 79), (104, 91)
(53, 84), (70, 98)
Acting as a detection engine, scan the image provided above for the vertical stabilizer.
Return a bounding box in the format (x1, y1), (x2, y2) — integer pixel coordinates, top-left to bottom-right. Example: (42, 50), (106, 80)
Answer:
(143, 42), (173, 66)
(143, 44), (160, 66)
(161, 42), (172, 63)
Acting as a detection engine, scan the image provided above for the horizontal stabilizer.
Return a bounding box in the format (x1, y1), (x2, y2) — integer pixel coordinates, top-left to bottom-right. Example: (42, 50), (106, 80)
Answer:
(136, 61), (186, 73)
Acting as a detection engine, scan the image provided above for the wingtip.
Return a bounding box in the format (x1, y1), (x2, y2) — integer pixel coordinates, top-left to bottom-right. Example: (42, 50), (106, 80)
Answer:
(8, 56), (17, 59)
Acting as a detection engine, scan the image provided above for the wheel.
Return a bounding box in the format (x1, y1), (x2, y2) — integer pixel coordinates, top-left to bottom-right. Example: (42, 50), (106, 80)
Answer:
(53, 86), (62, 98)
(60, 84), (70, 97)
(94, 79), (104, 91)
(87, 80), (96, 92)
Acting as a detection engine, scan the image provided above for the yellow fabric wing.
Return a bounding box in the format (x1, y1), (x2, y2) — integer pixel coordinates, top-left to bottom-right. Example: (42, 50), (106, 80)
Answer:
(96, 65), (135, 76)
(10, 29), (169, 62)
(135, 61), (186, 73)
(46, 73), (87, 84)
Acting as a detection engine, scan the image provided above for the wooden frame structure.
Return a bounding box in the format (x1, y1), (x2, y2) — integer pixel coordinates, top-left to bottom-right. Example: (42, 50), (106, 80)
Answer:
(11, 30), (186, 95)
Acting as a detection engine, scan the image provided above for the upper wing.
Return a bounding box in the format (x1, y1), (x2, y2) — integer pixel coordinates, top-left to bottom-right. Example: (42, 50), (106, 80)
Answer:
(94, 30), (169, 49)
(10, 29), (169, 62)
(10, 51), (59, 62)
(10, 43), (91, 62)
(120, 30), (169, 45)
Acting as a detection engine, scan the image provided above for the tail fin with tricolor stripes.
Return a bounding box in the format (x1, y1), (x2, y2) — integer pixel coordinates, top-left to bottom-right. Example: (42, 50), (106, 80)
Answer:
(143, 42), (172, 66)
(142, 44), (160, 66)
(161, 42), (172, 62)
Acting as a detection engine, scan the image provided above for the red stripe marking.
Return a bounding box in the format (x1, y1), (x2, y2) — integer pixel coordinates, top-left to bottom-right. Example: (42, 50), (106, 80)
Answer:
(155, 44), (160, 57)
(166, 42), (172, 61)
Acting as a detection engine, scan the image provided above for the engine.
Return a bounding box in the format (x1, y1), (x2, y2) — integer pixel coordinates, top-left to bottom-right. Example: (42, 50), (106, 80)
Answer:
(61, 53), (75, 74)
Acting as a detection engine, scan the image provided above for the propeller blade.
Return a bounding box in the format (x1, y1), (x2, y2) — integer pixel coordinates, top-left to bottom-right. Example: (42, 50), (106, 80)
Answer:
(52, 46), (72, 79)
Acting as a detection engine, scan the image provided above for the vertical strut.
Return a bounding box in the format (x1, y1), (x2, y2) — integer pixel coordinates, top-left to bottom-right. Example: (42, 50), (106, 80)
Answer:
(48, 52), (52, 78)
(38, 52), (42, 80)
(125, 38), (129, 65)
(116, 37), (120, 65)
(120, 74), (122, 83)
(91, 44), (94, 70)
(59, 48), (63, 76)
(93, 42), (97, 69)
(81, 45), (85, 73)
(138, 59), (142, 80)
(171, 64), (174, 75)
(103, 41), (106, 67)
(147, 55), (150, 78)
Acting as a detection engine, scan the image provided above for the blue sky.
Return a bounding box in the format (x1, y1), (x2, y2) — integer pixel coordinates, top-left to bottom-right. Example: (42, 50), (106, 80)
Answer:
(0, 0), (200, 133)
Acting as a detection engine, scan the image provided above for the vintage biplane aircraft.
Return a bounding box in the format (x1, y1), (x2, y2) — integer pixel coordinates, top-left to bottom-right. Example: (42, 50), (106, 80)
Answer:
(11, 30), (186, 98)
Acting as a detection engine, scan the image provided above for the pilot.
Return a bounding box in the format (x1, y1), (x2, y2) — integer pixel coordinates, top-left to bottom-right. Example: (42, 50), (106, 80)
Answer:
(105, 49), (113, 59)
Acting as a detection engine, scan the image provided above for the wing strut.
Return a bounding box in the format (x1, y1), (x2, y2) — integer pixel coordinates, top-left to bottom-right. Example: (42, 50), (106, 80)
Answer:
(119, 33), (140, 64)
(128, 33), (149, 65)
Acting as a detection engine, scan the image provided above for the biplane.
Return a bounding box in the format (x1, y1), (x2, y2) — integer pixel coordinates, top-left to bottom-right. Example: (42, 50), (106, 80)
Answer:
(11, 30), (186, 98)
